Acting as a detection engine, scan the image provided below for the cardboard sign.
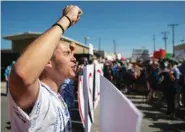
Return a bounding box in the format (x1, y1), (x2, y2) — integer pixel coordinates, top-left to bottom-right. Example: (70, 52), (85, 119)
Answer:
(93, 64), (103, 109)
(78, 75), (85, 127)
(100, 76), (143, 132)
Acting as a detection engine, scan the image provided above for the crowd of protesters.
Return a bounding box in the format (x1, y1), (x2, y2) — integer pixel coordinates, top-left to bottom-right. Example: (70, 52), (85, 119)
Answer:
(5, 56), (185, 122)
(103, 57), (185, 118)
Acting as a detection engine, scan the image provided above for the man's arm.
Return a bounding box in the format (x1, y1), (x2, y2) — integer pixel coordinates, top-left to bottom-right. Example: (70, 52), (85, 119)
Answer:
(9, 5), (83, 111)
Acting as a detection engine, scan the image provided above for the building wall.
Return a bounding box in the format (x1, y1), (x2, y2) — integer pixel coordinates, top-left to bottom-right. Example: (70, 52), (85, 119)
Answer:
(74, 45), (89, 54)
(174, 43), (185, 50)
(11, 38), (89, 54)
(174, 43), (185, 59)
(12, 38), (36, 53)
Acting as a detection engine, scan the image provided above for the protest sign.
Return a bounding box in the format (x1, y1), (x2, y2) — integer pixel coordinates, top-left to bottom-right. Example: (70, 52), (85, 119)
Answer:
(100, 76), (143, 132)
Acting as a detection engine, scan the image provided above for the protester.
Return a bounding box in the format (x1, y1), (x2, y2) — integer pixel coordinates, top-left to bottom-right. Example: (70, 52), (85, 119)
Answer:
(172, 62), (183, 108)
(59, 78), (75, 117)
(103, 62), (113, 82)
(159, 63), (176, 118)
(4, 61), (15, 95)
(8, 5), (83, 132)
(76, 57), (88, 76)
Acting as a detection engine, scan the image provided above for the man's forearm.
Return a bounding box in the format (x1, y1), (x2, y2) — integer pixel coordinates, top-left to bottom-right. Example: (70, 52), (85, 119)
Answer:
(13, 16), (70, 85)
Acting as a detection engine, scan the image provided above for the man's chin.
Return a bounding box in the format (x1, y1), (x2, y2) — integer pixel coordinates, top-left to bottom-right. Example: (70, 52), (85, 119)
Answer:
(68, 73), (76, 79)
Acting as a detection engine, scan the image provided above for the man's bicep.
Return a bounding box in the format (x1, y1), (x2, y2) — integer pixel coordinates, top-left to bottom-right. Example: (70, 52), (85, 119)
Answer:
(9, 73), (39, 112)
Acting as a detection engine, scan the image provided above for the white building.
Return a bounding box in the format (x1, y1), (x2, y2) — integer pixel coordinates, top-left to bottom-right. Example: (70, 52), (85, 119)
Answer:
(174, 43), (185, 60)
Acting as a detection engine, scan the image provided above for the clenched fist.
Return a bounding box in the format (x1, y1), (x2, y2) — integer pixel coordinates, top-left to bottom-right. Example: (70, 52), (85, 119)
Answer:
(63, 5), (83, 26)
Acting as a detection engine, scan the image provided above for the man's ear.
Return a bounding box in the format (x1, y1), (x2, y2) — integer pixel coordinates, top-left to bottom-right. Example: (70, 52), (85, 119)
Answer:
(46, 60), (53, 68)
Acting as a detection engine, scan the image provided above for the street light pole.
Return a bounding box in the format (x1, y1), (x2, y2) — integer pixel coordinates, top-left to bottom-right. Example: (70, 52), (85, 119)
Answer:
(84, 36), (90, 54)
(168, 24), (179, 56)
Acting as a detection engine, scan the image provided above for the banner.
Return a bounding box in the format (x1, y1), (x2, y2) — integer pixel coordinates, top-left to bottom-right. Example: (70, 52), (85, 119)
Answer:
(84, 64), (95, 123)
(78, 75), (85, 127)
(100, 76), (143, 132)
(93, 64), (103, 109)
(82, 64), (95, 132)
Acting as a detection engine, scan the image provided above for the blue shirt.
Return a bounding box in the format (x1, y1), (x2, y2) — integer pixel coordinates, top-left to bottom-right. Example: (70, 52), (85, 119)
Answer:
(4, 65), (12, 79)
(112, 65), (118, 77)
(178, 64), (185, 76)
(59, 79), (75, 109)
(173, 67), (181, 80)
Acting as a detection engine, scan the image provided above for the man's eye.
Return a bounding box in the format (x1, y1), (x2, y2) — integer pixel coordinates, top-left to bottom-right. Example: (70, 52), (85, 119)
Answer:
(64, 51), (71, 55)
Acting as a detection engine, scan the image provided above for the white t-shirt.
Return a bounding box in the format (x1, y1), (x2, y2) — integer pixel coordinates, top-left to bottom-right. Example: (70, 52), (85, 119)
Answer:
(8, 81), (71, 132)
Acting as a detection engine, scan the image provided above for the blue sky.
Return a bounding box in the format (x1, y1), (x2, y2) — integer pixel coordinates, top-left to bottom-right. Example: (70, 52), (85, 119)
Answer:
(1, 1), (185, 57)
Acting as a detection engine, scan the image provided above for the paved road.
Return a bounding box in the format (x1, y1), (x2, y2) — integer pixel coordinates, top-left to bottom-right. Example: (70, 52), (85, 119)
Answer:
(1, 82), (185, 132)
(126, 94), (185, 132)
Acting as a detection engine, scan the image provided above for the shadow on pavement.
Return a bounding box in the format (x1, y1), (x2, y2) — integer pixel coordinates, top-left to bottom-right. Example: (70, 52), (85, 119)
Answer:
(127, 92), (185, 121)
(143, 111), (173, 121)
(1, 93), (7, 96)
(131, 100), (147, 104)
(149, 122), (185, 132)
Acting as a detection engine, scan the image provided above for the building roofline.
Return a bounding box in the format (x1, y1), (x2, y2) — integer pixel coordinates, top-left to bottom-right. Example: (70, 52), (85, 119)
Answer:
(174, 43), (185, 49)
(3, 32), (89, 48)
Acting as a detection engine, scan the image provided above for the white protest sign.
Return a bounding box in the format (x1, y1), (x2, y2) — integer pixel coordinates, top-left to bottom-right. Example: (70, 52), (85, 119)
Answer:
(83, 64), (95, 132)
(93, 64), (103, 109)
(78, 75), (85, 127)
(83, 64), (95, 123)
(89, 43), (94, 55)
(100, 76), (143, 132)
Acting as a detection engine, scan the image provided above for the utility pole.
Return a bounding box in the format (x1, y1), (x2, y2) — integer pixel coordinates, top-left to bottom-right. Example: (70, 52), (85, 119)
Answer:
(153, 35), (156, 51)
(84, 36), (90, 54)
(113, 40), (116, 54)
(98, 37), (101, 51)
(161, 32), (168, 51)
(168, 24), (178, 55)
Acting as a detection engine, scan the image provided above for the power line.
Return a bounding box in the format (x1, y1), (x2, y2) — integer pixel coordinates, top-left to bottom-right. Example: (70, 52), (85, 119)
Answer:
(168, 24), (179, 55)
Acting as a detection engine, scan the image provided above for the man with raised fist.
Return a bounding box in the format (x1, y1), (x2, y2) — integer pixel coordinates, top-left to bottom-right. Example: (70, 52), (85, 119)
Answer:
(8, 5), (83, 132)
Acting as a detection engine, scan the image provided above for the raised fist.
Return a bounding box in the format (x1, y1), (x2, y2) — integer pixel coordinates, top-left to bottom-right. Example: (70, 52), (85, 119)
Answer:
(63, 5), (83, 26)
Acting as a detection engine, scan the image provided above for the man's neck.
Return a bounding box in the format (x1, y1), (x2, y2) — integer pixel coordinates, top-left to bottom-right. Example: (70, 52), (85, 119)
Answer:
(40, 78), (62, 93)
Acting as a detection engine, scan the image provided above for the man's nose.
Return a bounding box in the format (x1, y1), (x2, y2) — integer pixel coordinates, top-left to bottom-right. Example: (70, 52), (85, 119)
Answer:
(72, 55), (77, 63)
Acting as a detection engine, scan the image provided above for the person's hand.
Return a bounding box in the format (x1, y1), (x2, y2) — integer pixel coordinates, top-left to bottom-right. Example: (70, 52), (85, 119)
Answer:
(63, 5), (83, 26)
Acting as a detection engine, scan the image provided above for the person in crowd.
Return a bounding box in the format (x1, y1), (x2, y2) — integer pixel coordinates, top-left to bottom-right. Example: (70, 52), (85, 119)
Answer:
(8, 5), (83, 132)
(159, 62), (176, 118)
(111, 61), (118, 84)
(4, 61), (16, 95)
(172, 62), (183, 108)
(178, 60), (185, 106)
(120, 61), (129, 92)
(115, 63), (122, 89)
(103, 62), (113, 82)
(59, 78), (75, 117)
(76, 57), (88, 76)
(147, 61), (160, 102)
